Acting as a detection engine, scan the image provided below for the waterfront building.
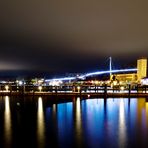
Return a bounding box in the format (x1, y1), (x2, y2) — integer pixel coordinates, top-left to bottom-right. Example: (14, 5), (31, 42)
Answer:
(111, 73), (137, 83)
(111, 58), (147, 84)
(137, 58), (147, 82)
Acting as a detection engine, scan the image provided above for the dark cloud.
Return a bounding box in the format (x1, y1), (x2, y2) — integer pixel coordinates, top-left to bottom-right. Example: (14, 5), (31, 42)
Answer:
(1, 0), (148, 76)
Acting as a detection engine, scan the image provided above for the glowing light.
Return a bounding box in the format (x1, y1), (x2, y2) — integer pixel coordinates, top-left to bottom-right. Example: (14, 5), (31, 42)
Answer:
(120, 81), (123, 85)
(120, 86), (124, 91)
(141, 78), (148, 85)
(48, 80), (62, 86)
(113, 81), (117, 86)
(4, 96), (12, 146)
(78, 68), (137, 79)
(77, 86), (80, 90)
(106, 80), (110, 84)
(38, 79), (44, 83)
(145, 102), (148, 126)
(17, 102), (20, 106)
(5, 85), (9, 91)
(77, 86), (81, 93)
(37, 97), (45, 147)
(76, 97), (82, 136)
(19, 81), (23, 85)
(45, 77), (75, 82)
(95, 81), (99, 85)
(53, 104), (56, 115)
(45, 68), (137, 81)
(38, 86), (42, 92)
(119, 99), (127, 147)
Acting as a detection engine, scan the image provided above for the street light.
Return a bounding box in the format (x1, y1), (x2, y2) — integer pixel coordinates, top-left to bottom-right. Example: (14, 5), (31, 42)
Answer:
(120, 86), (124, 91)
(38, 86), (42, 92)
(19, 81), (23, 86)
(95, 81), (99, 85)
(5, 85), (9, 92)
(77, 86), (80, 93)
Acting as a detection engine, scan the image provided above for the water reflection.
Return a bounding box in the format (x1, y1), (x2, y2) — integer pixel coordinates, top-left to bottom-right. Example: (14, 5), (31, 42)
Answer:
(146, 102), (148, 126)
(57, 101), (73, 147)
(75, 97), (82, 147)
(53, 104), (56, 115)
(37, 97), (45, 148)
(118, 99), (127, 147)
(81, 99), (105, 147)
(76, 97), (81, 133)
(1, 97), (148, 147)
(4, 96), (12, 147)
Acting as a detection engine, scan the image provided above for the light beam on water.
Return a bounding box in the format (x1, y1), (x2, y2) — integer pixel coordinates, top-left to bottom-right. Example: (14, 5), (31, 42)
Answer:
(37, 97), (45, 148)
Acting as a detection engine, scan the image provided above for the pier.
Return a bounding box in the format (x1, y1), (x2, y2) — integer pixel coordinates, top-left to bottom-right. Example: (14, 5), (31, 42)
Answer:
(1, 84), (148, 98)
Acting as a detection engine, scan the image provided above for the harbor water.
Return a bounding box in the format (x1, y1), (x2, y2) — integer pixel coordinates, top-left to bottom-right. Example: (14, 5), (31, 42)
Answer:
(0, 96), (148, 148)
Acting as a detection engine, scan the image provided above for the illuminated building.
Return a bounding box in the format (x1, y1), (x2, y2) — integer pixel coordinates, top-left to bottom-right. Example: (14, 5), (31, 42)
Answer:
(111, 73), (137, 83)
(45, 57), (147, 85)
(111, 58), (147, 84)
(137, 58), (147, 82)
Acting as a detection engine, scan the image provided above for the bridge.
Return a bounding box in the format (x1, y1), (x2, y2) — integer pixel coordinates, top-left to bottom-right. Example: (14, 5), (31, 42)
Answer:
(45, 57), (137, 82)
(45, 68), (137, 82)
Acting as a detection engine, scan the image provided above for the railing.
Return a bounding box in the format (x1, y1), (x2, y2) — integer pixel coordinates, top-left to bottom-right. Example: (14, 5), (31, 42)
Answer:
(0, 84), (148, 97)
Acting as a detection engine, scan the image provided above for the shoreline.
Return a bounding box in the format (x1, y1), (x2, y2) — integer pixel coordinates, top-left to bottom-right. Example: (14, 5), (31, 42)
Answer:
(1, 91), (148, 98)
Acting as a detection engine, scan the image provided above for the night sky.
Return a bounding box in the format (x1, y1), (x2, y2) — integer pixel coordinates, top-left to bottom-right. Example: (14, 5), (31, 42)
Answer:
(1, 0), (148, 77)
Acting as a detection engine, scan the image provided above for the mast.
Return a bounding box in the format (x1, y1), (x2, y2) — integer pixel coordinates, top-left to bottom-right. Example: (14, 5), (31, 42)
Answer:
(109, 57), (112, 80)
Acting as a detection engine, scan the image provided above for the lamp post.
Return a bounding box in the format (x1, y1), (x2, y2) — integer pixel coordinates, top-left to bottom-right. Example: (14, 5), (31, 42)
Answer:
(5, 85), (9, 92)
(77, 86), (81, 93)
(38, 86), (42, 92)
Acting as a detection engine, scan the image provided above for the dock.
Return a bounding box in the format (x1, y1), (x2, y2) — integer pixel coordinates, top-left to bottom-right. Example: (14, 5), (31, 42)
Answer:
(1, 84), (148, 98)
